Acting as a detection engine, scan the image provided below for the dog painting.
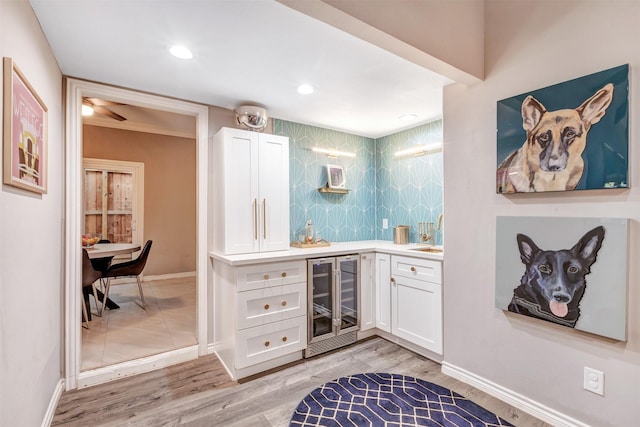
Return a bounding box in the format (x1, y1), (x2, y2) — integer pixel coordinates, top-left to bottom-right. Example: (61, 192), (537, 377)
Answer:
(508, 226), (604, 328)
(496, 217), (628, 341)
(496, 65), (628, 194)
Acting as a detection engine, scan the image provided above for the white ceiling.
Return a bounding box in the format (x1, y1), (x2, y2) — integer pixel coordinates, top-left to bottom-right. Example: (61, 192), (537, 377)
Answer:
(30, 0), (452, 138)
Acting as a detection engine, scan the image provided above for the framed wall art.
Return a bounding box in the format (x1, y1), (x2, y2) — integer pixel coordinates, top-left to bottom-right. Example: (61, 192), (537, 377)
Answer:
(495, 216), (628, 341)
(3, 57), (48, 194)
(496, 64), (628, 194)
(327, 164), (345, 189)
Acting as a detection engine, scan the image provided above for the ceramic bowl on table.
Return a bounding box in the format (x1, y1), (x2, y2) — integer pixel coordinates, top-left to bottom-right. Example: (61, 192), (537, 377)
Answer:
(81, 234), (101, 248)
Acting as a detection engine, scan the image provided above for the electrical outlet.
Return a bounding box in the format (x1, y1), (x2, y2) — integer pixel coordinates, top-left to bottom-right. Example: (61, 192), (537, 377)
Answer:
(583, 367), (604, 396)
(382, 218), (388, 229)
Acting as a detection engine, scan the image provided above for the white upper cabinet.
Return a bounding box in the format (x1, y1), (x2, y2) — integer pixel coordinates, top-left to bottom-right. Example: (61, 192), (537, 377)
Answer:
(213, 127), (290, 254)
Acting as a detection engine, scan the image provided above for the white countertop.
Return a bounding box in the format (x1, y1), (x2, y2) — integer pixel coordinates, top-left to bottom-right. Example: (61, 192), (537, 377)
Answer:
(209, 240), (443, 265)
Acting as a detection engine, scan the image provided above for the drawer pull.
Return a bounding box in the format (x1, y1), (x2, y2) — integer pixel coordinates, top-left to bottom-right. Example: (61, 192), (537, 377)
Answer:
(264, 304), (270, 310)
(282, 272), (287, 278)
(281, 300), (287, 307)
(362, 255), (367, 260)
(264, 341), (270, 347)
(410, 266), (416, 272)
(282, 336), (287, 342)
(390, 277), (395, 283)
(264, 274), (270, 280)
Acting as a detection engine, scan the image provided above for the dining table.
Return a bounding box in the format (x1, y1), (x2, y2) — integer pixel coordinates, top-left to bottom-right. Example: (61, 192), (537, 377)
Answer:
(84, 243), (142, 314)
(85, 242), (141, 259)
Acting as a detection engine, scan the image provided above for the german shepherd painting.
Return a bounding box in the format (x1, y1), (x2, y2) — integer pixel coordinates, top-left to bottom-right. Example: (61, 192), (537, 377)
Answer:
(508, 226), (605, 328)
(497, 85), (613, 194)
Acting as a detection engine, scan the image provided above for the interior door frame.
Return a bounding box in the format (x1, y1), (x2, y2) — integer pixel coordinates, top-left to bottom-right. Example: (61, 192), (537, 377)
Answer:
(64, 78), (209, 390)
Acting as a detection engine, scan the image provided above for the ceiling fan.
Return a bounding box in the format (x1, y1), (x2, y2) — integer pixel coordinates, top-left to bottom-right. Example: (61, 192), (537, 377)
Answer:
(82, 97), (127, 121)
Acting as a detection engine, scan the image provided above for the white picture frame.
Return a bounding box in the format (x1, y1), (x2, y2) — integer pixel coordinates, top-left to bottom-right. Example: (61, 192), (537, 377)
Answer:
(327, 164), (345, 189)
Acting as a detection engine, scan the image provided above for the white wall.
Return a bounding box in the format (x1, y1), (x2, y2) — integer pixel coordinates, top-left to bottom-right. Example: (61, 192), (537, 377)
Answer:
(0, 1), (63, 426)
(443, 1), (639, 426)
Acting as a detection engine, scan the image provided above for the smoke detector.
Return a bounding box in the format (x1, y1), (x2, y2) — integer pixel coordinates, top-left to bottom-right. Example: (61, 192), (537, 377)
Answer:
(235, 105), (268, 132)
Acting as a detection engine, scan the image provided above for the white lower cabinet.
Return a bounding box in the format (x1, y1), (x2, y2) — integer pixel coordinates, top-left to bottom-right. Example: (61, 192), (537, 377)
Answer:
(375, 253), (391, 332)
(390, 255), (443, 355)
(213, 259), (307, 379)
(359, 252), (375, 331)
(213, 251), (443, 380)
(236, 315), (306, 369)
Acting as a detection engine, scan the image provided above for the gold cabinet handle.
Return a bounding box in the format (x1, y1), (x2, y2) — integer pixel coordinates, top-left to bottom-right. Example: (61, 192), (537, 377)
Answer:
(281, 300), (287, 307)
(281, 272), (287, 278)
(253, 199), (258, 241)
(390, 277), (396, 284)
(282, 336), (287, 342)
(410, 266), (416, 272)
(264, 274), (269, 280)
(263, 198), (267, 239)
(264, 341), (270, 347)
(264, 304), (270, 310)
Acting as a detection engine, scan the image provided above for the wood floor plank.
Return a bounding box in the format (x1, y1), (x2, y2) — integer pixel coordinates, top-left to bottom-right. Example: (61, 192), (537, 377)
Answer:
(52, 337), (552, 426)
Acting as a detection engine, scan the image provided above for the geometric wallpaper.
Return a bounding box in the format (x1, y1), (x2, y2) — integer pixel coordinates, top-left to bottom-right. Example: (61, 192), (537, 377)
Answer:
(376, 120), (443, 245)
(274, 119), (443, 245)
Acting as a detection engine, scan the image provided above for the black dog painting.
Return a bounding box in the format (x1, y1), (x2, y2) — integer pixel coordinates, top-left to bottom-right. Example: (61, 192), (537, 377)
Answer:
(496, 217), (628, 341)
(508, 226), (604, 328)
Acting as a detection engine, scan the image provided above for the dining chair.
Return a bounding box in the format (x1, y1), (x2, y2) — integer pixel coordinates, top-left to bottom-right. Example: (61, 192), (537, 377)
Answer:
(82, 249), (103, 328)
(100, 240), (153, 316)
(90, 238), (113, 290)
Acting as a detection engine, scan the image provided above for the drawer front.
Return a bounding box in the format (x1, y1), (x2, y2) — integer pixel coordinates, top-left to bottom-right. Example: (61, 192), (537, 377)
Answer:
(391, 255), (442, 284)
(236, 315), (306, 369)
(237, 260), (307, 292)
(237, 282), (306, 330)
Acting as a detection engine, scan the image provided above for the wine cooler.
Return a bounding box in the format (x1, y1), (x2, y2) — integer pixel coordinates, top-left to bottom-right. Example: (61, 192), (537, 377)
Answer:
(305, 254), (360, 358)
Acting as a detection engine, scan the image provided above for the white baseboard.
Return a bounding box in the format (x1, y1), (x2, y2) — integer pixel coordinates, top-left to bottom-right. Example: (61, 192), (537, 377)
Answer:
(207, 342), (216, 354)
(142, 271), (196, 282)
(441, 362), (588, 427)
(77, 345), (199, 389)
(42, 379), (64, 427)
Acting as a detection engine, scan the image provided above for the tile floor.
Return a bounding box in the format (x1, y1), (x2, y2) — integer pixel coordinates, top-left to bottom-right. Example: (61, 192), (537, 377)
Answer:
(81, 276), (197, 371)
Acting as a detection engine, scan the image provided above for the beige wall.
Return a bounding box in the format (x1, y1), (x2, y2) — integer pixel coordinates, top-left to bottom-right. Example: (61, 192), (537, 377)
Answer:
(443, 1), (640, 426)
(0, 1), (64, 426)
(83, 125), (196, 276)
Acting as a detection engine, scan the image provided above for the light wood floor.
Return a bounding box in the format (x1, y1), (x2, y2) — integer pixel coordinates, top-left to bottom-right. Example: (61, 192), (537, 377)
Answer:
(54, 337), (551, 426)
(82, 277), (196, 371)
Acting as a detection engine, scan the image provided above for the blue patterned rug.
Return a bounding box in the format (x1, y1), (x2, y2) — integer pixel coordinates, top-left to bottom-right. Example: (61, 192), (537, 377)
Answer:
(290, 373), (515, 426)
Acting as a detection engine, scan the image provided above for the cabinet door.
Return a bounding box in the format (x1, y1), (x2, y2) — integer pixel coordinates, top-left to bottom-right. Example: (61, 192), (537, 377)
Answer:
(391, 275), (442, 354)
(220, 128), (259, 254)
(258, 133), (289, 252)
(309, 258), (336, 343)
(376, 253), (391, 332)
(337, 255), (359, 334)
(359, 253), (375, 331)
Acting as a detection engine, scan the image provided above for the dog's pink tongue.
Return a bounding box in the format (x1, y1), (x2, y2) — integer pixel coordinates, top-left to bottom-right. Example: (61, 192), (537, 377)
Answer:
(550, 301), (568, 318)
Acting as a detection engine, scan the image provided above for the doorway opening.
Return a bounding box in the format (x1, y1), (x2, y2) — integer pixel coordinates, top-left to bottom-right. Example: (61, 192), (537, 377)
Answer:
(65, 78), (209, 389)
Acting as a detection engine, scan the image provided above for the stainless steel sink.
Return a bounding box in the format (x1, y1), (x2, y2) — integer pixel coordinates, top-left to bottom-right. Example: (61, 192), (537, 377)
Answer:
(410, 247), (443, 253)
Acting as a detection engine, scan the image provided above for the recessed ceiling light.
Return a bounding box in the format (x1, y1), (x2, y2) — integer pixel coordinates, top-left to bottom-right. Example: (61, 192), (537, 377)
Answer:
(399, 114), (417, 122)
(169, 45), (193, 60)
(297, 84), (314, 95)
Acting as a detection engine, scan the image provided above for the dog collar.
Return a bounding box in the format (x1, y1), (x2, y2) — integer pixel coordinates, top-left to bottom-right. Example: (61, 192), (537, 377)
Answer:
(512, 296), (577, 327)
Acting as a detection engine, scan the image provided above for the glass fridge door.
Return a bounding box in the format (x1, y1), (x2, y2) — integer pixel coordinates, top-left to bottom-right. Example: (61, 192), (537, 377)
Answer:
(308, 258), (336, 342)
(337, 255), (359, 334)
